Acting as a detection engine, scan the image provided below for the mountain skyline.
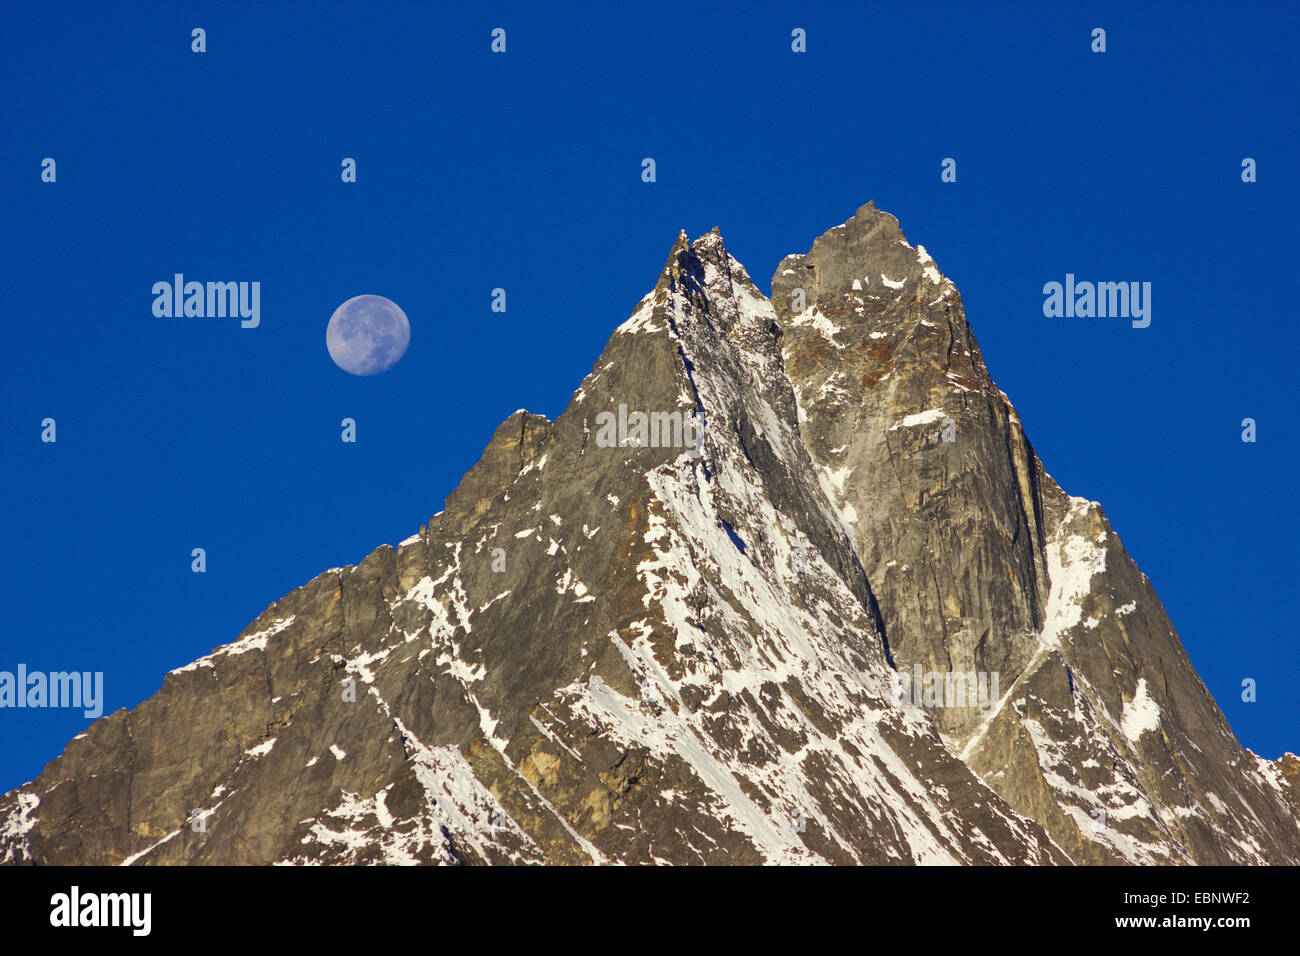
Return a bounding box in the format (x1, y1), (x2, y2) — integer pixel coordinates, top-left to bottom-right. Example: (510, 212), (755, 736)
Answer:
(4, 204), (1295, 865)
(2, 2), (1295, 831)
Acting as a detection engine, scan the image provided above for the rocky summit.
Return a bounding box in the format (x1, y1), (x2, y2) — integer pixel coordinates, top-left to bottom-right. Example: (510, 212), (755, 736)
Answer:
(4, 204), (1297, 865)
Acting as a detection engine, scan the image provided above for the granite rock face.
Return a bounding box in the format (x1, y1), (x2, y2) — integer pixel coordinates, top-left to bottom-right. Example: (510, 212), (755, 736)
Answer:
(3, 206), (1295, 865)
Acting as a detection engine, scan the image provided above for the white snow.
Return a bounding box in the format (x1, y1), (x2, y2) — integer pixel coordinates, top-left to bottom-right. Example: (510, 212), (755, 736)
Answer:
(889, 408), (947, 430)
(1038, 498), (1107, 650)
(0, 792), (39, 864)
(169, 616), (296, 675)
(616, 298), (663, 335)
(1121, 678), (1161, 741)
(945, 371), (978, 394)
(789, 306), (845, 346)
(246, 737), (277, 758)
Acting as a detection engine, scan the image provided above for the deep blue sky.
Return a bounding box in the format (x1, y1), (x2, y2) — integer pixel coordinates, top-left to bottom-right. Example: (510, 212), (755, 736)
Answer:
(2, 1), (1296, 792)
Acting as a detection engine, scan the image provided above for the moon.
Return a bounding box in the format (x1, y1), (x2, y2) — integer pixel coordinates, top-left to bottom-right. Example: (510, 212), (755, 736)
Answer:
(326, 294), (410, 376)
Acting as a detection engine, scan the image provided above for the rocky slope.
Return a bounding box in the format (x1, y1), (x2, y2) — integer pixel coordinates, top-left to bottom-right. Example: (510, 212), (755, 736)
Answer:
(3, 205), (1296, 865)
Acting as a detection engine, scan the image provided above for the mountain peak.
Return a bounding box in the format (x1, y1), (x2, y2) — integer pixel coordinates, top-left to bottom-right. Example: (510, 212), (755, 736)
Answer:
(3, 207), (1295, 867)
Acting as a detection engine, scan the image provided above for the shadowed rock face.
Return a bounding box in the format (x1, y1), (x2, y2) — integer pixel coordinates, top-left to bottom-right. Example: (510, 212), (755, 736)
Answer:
(3, 207), (1295, 866)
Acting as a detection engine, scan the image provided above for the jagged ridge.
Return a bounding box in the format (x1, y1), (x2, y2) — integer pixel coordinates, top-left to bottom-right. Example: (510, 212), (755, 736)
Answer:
(3, 206), (1295, 865)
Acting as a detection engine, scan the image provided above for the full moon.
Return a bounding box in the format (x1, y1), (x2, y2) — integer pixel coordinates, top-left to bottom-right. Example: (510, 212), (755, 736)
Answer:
(326, 294), (411, 376)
